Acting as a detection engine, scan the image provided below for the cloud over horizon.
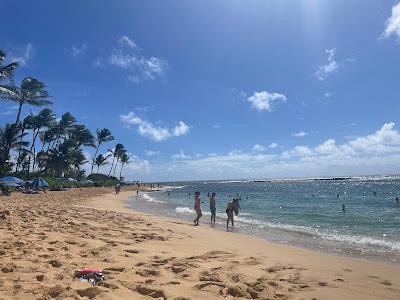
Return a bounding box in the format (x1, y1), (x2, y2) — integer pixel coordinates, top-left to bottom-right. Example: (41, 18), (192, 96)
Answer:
(142, 123), (400, 181)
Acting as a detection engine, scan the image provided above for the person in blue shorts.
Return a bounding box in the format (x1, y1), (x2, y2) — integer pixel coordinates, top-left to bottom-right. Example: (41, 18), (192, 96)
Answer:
(209, 192), (216, 223)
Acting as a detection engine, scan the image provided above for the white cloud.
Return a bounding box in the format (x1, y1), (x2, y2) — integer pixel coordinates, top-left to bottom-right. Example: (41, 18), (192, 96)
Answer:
(147, 122), (400, 181)
(120, 111), (190, 142)
(122, 155), (150, 179)
(72, 44), (88, 59)
(118, 36), (137, 49)
(172, 149), (190, 160)
(248, 91), (287, 112)
(145, 150), (160, 156)
(269, 143), (278, 149)
(314, 48), (338, 81)
(172, 121), (190, 137)
(106, 36), (169, 82)
(292, 131), (307, 137)
(252, 144), (266, 152)
(383, 2), (400, 41)
(9, 44), (34, 67)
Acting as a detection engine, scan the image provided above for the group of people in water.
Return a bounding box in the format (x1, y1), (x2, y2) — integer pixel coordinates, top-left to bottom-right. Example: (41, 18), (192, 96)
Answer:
(193, 191), (240, 227)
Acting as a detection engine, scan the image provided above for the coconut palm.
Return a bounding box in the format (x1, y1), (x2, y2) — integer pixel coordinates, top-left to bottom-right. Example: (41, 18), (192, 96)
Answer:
(119, 153), (130, 180)
(107, 143), (125, 177)
(0, 77), (51, 124)
(0, 50), (18, 82)
(29, 108), (55, 172)
(0, 123), (29, 175)
(91, 128), (114, 174)
(50, 112), (76, 149)
(69, 124), (95, 148)
(113, 146), (127, 177)
(95, 154), (108, 173)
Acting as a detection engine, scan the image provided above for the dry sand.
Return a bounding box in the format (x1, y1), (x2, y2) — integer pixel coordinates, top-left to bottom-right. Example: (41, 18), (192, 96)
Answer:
(0, 187), (399, 300)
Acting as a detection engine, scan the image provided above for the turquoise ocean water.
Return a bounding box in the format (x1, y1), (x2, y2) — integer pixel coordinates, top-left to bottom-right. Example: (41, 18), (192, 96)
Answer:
(127, 176), (400, 263)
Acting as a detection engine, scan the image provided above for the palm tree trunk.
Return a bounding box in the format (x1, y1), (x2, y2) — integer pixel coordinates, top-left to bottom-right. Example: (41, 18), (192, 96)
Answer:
(97, 165), (100, 173)
(107, 156), (115, 177)
(15, 103), (23, 125)
(91, 143), (100, 174)
(113, 159), (119, 177)
(119, 163), (124, 180)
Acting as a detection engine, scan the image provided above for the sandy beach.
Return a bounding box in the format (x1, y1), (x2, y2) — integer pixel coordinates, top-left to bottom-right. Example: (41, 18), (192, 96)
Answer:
(0, 188), (399, 300)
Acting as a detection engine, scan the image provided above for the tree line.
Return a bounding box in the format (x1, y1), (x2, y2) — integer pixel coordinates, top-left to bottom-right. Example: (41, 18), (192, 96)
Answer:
(0, 50), (130, 180)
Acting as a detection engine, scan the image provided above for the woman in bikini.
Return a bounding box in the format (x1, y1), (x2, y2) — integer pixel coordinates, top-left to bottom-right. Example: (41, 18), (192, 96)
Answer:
(193, 191), (202, 226)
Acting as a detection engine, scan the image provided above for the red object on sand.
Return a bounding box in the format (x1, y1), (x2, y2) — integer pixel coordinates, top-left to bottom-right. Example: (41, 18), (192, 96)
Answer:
(77, 268), (102, 275)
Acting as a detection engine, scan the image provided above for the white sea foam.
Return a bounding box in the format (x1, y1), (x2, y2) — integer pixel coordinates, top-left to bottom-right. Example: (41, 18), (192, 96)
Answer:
(175, 207), (194, 214)
(231, 216), (400, 251)
(141, 193), (166, 203)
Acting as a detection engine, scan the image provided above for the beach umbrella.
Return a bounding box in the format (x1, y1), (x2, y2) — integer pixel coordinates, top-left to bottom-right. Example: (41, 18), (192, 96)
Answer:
(0, 176), (24, 185)
(0, 182), (21, 187)
(31, 178), (49, 189)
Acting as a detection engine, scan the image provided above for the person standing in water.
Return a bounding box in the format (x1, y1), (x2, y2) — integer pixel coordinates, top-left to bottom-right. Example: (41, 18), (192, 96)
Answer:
(226, 200), (234, 227)
(209, 192), (216, 223)
(193, 191), (202, 226)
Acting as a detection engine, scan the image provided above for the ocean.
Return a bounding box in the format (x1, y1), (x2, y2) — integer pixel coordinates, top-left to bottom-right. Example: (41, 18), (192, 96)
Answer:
(126, 176), (400, 263)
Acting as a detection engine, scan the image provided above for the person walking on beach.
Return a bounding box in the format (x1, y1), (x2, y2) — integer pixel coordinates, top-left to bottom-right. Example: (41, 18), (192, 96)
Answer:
(115, 184), (120, 194)
(226, 200), (234, 227)
(193, 191), (203, 226)
(209, 192), (216, 223)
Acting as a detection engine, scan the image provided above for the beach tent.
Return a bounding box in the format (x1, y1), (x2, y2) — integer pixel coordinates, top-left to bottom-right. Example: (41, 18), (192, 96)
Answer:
(0, 176), (24, 185)
(31, 178), (49, 189)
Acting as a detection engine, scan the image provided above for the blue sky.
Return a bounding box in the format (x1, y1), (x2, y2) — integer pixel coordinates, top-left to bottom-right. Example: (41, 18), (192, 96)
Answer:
(1, 0), (400, 181)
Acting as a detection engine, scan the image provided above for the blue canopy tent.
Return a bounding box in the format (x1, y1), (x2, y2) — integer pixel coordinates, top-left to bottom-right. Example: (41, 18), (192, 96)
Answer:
(0, 176), (24, 185)
(31, 178), (49, 190)
(0, 182), (21, 187)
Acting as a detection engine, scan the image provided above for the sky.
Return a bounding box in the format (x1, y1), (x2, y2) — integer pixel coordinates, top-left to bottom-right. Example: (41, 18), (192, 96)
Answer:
(1, 0), (400, 182)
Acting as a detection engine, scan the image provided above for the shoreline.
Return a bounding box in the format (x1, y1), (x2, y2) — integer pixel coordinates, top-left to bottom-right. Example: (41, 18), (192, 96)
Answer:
(123, 191), (399, 266)
(128, 190), (400, 266)
(1, 187), (399, 299)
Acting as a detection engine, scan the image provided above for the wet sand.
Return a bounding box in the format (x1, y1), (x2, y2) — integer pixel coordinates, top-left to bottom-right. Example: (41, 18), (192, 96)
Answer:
(0, 187), (399, 299)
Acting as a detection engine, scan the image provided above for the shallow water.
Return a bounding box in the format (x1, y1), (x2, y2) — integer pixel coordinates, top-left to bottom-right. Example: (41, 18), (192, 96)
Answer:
(127, 176), (400, 263)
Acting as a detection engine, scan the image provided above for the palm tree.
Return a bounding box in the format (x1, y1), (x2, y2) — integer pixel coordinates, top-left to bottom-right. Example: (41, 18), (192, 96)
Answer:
(119, 153), (130, 180)
(0, 77), (51, 124)
(69, 124), (95, 148)
(107, 143), (125, 177)
(0, 123), (29, 175)
(50, 112), (76, 149)
(91, 128), (114, 174)
(29, 108), (55, 172)
(113, 146), (127, 177)
(0, 50), (18, 83)
(95, 154), (108, 173)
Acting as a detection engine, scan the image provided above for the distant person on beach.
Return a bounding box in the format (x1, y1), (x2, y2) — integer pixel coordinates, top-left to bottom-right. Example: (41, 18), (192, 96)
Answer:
(209, 192), (216, 223)
(226, 200), (234, 227)
(115, 184), (120, 194)
(342, 204), (346, 212)
(193, 191), (202, 226)
(396, 197), (399, 205)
